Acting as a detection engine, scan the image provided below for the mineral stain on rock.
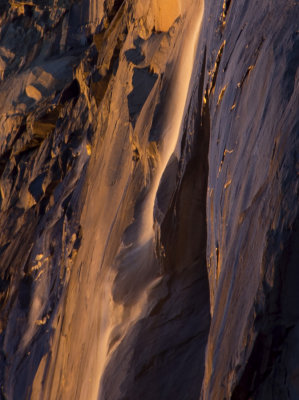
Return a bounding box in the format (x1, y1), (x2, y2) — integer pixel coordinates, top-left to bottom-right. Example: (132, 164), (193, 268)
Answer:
(0, 0), (298, 399)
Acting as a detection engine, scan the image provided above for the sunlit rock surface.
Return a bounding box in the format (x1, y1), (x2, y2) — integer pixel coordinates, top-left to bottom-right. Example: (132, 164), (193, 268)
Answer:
(0, 0), (298, 399)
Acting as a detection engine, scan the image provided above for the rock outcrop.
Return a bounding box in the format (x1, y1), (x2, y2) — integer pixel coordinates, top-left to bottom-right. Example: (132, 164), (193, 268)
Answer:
(0, 0), (298, 399)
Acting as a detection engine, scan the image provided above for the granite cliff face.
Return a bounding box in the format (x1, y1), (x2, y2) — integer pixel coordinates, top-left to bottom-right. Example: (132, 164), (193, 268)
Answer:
(0, 0), (298, 399)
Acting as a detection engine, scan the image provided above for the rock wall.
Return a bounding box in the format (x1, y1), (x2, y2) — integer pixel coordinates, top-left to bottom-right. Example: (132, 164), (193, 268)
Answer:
(0, 0), (298, 399)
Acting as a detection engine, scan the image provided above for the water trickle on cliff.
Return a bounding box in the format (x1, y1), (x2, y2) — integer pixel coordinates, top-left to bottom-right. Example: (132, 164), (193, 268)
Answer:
(93, 4), (205, 398)
(140, 1), (204, 244)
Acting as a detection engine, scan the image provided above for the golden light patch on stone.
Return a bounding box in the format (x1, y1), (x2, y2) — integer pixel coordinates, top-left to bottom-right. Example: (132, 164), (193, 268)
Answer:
(224, 149), (234, 155)
(36, 315), (49, 326)
(86, 143), (92, 156)
(25, 85), (42, 101)
(224, 179), (232, 189)
(217, 84), (227, 105)
(152, 0), (181, 32)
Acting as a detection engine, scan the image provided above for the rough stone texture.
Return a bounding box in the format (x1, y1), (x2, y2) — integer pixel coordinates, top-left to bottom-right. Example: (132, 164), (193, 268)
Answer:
(0, 0), (298, 399)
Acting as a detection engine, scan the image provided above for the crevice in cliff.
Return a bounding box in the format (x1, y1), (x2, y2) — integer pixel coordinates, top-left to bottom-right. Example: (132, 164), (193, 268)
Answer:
(236, 37), (264, 90)
(104, 0), (125, 23)
(208, 41), (225, 96)
(0, 120), (26, 180)
(59, 79), (80, 105)
(220, 0), (232, 29)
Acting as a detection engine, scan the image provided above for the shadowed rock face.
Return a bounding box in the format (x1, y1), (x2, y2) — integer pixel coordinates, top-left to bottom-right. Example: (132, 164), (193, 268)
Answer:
(0, 0), (298, 399)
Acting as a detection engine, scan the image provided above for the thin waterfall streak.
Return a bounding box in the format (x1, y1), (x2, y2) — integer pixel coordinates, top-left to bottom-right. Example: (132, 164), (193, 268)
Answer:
(140, 1), (204, 244)
(92, 3), (205, 398)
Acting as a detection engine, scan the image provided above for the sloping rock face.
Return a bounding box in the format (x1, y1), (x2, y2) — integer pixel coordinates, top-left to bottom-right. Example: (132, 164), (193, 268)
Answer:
(0, 0), (298, 399)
